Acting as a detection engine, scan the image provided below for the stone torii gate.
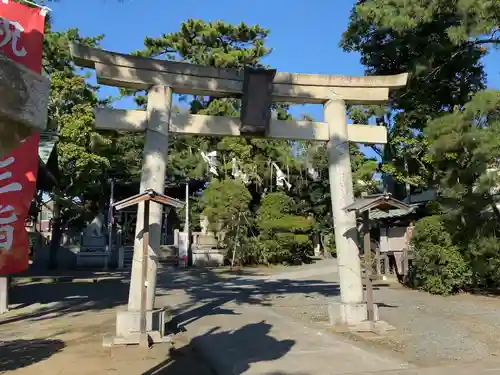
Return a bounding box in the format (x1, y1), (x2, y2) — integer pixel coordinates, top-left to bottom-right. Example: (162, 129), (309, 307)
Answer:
(0, 53), (50, 157)
(70, 43), (407, 344)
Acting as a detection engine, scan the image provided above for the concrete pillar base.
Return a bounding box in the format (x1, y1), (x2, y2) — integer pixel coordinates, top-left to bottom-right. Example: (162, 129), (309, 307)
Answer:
(328, 302), (396, 333)
(328, 301), (378, 326)
(349, 320), (396, 334)
(102, 331), (171, 348)
(102, 308), (172, 347)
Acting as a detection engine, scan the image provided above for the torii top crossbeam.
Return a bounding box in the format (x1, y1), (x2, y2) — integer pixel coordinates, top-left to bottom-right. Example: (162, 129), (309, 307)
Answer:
(70, 43), (407, 104)
(70, 43), (407, 145)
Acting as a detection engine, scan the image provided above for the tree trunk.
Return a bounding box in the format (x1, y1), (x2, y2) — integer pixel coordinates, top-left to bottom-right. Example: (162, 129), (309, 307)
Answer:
(490, 201), (500, 222)
(48, 199), (63, 269)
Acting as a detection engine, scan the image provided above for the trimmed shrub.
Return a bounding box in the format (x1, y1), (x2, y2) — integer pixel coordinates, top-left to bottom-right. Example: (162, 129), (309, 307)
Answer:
(256, 192), (313, 264)
(409, 215), (470, 295)
(468, 234), (500, 288)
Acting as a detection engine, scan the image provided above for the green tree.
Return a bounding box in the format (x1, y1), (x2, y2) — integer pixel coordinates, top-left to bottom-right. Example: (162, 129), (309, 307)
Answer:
(410, 90), (500, 293)
(202, 179), (252, 264)
(425, 90), (500, 230)
(342, 0), (488, 196)
(43, 24), (142, 266)
(202, 179), (252, 231)
(43, 26), (112, 266)
(343, 1), (500, 293)
(254, 192), (313, 265)
(353, 0), (499, 46)
(132, 20), (293, 188)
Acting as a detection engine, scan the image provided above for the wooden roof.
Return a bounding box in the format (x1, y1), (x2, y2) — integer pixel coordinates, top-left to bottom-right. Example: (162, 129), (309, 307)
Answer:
(113, 189), (184, 211)
(344, 193), (411, 214)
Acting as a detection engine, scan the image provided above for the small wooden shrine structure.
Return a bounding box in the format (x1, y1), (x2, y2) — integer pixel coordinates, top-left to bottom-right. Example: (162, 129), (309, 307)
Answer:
(345, 193), (410, 324)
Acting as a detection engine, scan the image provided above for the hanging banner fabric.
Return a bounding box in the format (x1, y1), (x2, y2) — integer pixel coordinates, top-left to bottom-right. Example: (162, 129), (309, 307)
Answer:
(0, 1), (46, 275)
(0, 0), (45, 73)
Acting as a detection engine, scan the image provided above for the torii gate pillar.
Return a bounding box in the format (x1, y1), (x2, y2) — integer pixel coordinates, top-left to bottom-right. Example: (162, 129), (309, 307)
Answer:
(325, 99), (365, 325)
(127, 86), (172, 313)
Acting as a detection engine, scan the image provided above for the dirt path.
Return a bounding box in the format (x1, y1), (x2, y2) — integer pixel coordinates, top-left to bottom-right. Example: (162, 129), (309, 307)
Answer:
(8, 261), (500, 373)
(0, 278), (214, 375)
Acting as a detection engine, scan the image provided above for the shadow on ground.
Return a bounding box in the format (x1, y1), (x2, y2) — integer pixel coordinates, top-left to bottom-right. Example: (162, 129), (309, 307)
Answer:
(2, 275), (130, 325)
(212, 256), (327, 277)
(0, 338), (65, 372)
(144, 265), (351, 374)
(157, 267), (391, 332)
(4, 261), (356, 332)
(143, 321), (299, 375)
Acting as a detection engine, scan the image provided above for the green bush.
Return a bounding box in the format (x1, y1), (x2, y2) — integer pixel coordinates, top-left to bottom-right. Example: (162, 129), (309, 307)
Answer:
(256, 192), (294, 223)
(242, 237), (269, 265)
(255, 192), (313, 264)
(202, 179), (252, 265)
(202, 179), (252, 230)
(258, 215), (312, 233)
(409, 215), (470, 295)
(467, 234), (500, 288)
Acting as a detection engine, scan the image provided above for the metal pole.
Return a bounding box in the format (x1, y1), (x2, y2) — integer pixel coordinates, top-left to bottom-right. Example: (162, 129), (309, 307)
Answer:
(184, 181), (189, 233)
(231, 213), (241, 269)
(363, 210), (375, 322)
(108, 179), (114, 253)
(140, 200), (150, 345)
(269, 161), (273, 192)
(404, 156), (411, 204)
(162, 208), (168, 245)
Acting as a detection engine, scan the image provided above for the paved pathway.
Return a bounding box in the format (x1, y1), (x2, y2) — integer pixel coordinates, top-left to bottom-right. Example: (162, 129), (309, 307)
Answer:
(156, 265), (413, 374)
(184, 304), (412, 375)
(156, 260), (500, 374)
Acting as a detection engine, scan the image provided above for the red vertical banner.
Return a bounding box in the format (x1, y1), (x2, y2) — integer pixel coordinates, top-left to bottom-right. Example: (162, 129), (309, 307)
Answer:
(0, 1), (47, 275)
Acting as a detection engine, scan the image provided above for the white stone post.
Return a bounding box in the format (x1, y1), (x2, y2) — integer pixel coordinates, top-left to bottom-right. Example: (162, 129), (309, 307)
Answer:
(325, 99), (366, 326)
(128, 86), (171, 312)
(0, 277), (8, 314)
(184, 182), (189, 233)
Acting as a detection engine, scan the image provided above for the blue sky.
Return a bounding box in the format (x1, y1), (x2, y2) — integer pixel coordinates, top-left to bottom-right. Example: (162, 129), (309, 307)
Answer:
(48, 0), (500, 138)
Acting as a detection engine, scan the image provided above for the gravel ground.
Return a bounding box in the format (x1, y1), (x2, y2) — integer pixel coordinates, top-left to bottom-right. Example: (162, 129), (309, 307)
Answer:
(257, 272), (500, 367)
(374, 286), (500, 365)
